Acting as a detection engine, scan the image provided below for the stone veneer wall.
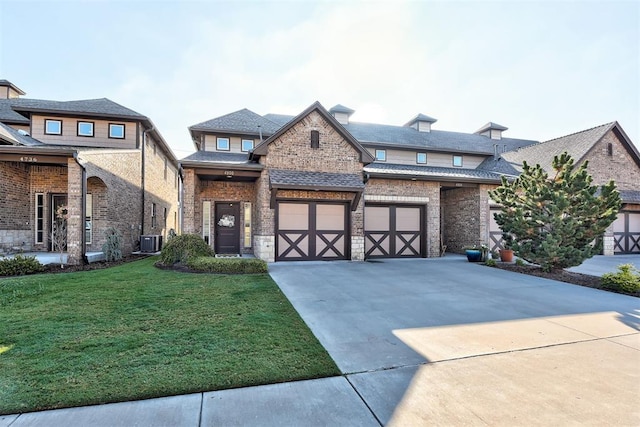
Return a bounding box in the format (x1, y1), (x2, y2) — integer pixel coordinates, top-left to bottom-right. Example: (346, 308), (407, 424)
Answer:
(365, 178), (441, 257)
(0, 162), (31, 251)
(78, 150), (143, 255)
(441, 186), (483, 253)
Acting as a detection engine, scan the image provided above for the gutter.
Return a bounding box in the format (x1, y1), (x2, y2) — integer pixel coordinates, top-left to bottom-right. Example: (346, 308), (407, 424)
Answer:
(72, 152), (87, 264)
(142, 126), (155, 235)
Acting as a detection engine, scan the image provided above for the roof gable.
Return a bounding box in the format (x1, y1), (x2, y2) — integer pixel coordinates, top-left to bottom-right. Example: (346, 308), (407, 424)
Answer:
(252, 102), (375, 163)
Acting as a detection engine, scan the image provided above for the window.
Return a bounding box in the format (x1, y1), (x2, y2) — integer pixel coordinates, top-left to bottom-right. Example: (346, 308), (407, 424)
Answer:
(202, 201), (211, 244)
(416, 152), (427, 164)
(109, 123), (125, 139)
(453, 155), (463, 167)
(217, 137), (230, 151)
(35, 194), (44, 244)
(241, 139), (254, 152)
(77, 121), (94, 137)
(151, 203), (157, 228)
(85, 194), (93, 244)
(244, 202), (252, 247)
(310, 131), (319, 149)
(163, 207), (167, 228)
(45, 119), (62, 135)
(164, 158), (168, 180)
(375, 149), (386, 162)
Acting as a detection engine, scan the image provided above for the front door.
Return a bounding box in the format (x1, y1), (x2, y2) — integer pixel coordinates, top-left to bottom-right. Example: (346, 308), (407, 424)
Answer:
(215, 202), (240, 254)
(49, 194), (68, 251)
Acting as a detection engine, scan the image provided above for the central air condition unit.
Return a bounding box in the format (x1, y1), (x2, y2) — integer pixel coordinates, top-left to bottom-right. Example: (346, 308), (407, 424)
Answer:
(140, 235), (162, 253)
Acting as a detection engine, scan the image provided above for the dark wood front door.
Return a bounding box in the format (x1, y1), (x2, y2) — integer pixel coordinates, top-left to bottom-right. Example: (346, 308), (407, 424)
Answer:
(215, 202), (240, 254)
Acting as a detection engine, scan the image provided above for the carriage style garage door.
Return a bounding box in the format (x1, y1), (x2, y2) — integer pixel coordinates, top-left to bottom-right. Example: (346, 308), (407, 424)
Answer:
(613, 211), (640, 254)
(365, 205), (425, 258)
(276, 201), (349, 261)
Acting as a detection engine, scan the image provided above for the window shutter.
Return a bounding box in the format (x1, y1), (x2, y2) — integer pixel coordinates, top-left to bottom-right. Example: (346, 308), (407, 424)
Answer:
(311, 130), (319, 149)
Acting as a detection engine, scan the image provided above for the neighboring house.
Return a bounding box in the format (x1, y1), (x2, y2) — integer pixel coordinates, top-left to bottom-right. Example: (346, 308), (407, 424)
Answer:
(183, 101), (638, 262)
(0, 80), (180, 264)
(482, 122), (640, 254)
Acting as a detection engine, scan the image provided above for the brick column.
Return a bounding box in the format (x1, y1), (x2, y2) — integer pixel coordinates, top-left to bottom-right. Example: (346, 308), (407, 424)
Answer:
(182, 169), (197, 234)
(67, 159), (84, 265)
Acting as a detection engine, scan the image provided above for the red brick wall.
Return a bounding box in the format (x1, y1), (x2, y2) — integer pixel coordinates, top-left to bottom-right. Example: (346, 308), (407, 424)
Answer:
(0, 162), (30, 230)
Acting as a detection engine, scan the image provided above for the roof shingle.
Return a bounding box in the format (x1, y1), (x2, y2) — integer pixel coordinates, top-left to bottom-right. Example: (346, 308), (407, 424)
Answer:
(270, 169), (364, 190)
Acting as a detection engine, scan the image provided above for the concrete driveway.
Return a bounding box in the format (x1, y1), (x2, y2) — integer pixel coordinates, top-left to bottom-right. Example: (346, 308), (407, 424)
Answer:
(270, 256), (640, 425)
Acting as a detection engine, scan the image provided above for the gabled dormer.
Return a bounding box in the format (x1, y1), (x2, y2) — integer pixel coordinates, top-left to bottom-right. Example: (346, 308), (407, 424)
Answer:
(329, 104), (355, 125)
(475, 122), (508, 140)
(404, 113), (437, 132)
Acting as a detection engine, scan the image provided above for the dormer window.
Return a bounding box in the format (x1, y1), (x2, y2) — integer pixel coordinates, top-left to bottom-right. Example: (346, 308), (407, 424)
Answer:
(310, 130), (319, 149)
(45, 119), (62, 135)
(416, 152), (427, 164)
(375, 149), (386, 162)
(217, 137), (230, 151)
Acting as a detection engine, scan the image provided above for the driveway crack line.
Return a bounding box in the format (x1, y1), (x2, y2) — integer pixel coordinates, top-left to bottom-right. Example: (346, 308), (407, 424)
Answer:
(344, 376), (384, 427)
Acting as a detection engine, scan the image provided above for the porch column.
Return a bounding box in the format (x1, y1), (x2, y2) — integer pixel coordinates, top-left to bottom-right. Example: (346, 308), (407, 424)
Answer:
(182, 169), (198, 234)
(67, 158), (84, 265)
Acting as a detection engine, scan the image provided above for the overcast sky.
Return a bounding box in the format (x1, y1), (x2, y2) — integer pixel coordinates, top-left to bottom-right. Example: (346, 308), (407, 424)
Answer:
(1, 0), (638, 158)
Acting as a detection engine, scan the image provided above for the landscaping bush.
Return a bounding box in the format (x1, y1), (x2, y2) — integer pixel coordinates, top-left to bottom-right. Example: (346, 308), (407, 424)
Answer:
(186, 256), (268, 274)
(159, 234), (213, 265)
(102, 227), (123, 262)
(515, 258), (526, 267)
(484, 258), (497, 267)
(601, 264), (640, 294)
(0, 255), (44, 276)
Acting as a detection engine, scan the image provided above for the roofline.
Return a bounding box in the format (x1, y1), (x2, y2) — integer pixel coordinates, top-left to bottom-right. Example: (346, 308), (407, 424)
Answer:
(0, 117), (30, 125)
(611, 121), (640, 167)
(252, 101), (375, 163)
(188, 126), (271, 138)
(364, 169), (504, 185)
(10, 105), (146, 122)
(0, 145), (76, 156)
(180, 160), (264, 171)
(0, 81), (26, 95)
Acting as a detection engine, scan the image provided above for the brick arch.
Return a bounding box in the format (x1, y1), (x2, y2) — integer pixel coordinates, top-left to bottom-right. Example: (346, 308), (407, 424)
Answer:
(86, 176), (108, 251)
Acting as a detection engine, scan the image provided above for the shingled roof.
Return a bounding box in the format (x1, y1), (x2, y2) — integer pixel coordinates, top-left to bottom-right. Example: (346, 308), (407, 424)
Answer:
(189, 109), (281, 136)
(0, 122), (44, 146)
(5, 97), (145, 119)
(364, 162), (506, 183)
(259, 113), (537, 155)
(499, 122), (615, 174)
(180, 150), (262, 170)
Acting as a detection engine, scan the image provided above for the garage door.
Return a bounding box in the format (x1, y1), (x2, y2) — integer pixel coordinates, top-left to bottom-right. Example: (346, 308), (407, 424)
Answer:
(276, 202), (349, 261)
(365, 205), (424, 258)
(613, 211), (640, 254)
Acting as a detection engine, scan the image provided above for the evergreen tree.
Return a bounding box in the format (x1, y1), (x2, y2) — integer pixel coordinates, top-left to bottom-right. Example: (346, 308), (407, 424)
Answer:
(489, 152), (621, 271)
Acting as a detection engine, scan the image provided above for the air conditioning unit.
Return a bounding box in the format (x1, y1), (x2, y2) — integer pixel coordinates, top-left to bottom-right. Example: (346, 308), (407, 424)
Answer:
(140, 235), (162, 253)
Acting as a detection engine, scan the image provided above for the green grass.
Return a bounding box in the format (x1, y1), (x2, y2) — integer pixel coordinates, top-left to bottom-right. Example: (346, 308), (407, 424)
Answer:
(0, 257), (339, 414)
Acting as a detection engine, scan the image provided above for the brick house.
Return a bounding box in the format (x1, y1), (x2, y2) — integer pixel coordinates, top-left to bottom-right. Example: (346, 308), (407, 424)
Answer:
(0, 80), (180, 264)
(182, 101), (638, 261)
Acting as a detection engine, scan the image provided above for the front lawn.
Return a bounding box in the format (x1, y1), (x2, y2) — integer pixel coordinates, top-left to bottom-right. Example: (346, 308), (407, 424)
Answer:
(0, 257), (339, 414)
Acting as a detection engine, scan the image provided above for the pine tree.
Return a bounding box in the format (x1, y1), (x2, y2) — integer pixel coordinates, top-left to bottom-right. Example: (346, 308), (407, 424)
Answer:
(489, 152), (621, 271)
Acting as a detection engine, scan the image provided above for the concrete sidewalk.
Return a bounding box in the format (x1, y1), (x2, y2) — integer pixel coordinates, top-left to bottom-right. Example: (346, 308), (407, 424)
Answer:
(3, 256), (639, 426)
(567, 254), (640, 276)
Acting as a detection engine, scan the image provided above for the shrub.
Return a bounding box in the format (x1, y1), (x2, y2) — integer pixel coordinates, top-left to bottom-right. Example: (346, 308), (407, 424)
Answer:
(515, 258), (526, 267)
(160, 234), (213, 265)
(484, 258), (497, 267)
(186, 256), (268, 274)
(601, 264), (640, 294)
(0, 255), (44, 276)
(102, 227), (123, 262)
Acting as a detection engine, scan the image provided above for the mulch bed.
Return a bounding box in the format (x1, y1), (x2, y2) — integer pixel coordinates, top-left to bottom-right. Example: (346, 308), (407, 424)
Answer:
(42, 254), (151, 274)
(492, 262), (639, 297)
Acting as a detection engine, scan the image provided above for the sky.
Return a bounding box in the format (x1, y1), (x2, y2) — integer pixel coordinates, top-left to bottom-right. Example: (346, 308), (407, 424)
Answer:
(1, 0), (638, 159)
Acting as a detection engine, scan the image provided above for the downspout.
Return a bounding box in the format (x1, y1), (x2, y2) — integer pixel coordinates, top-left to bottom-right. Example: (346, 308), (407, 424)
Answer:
(141, 126), (155, 238)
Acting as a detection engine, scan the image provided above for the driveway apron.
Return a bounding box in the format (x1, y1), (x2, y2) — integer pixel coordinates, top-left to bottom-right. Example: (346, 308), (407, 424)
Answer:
(269, 256), (640, 425)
